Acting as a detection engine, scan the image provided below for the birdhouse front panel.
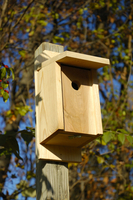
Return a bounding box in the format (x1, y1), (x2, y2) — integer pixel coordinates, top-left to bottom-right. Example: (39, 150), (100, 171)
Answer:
(61, 65), (102, 135)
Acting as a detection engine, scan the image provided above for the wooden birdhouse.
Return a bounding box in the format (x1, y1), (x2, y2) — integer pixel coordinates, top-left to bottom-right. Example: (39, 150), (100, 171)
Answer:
(35, 42), (110, 163)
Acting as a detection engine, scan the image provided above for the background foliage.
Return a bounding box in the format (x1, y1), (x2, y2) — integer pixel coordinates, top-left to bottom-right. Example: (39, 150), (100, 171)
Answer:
(0, 0), (133, 199)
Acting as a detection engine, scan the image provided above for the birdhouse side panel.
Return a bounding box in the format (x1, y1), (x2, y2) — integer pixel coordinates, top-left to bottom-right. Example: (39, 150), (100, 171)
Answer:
(91, 69), (103, 134)
(35, 62), (64, 144)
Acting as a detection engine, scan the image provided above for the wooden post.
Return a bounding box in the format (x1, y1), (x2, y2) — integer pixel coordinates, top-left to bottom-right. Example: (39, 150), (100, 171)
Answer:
(35, 43), (69, 200)
(34, 42), (110, 199)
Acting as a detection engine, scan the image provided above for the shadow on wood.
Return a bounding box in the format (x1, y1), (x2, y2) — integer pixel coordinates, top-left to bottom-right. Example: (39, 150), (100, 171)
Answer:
(36, 149), (69, 200)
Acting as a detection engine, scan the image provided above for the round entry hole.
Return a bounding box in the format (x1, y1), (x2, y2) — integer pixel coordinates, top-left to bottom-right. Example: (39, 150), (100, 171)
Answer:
(71, 81), (80, 90)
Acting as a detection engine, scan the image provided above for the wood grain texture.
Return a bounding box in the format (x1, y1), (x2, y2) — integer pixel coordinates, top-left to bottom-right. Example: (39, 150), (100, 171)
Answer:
(35, 42), (64, 58)
(35, 50), (60, 71)
(36, 161), (69, 200)
(35, 44), (66, 161)
(43, 132), (98, 148)
(40, 145), (81, 162)
(35, 59), (82, 161)
(61, 65), (102, 135)
(36, 61), (64, 143)
(91, 69), (103, 134)
(35, 42), (69, 200)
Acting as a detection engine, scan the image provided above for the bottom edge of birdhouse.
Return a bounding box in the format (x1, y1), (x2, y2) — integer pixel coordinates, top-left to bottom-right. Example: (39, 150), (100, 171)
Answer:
(38, 132), (101, 163)
(41, 130), (102, 148)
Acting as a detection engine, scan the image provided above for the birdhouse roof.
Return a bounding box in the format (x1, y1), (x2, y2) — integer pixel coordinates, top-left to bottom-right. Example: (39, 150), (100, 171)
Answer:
(41, 51), (110, 70)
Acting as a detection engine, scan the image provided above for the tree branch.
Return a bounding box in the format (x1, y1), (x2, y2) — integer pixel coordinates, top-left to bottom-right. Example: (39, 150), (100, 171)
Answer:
(0, 0), (8, 28)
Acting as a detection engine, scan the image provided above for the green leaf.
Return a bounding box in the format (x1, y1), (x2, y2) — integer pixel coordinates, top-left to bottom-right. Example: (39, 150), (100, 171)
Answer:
(1, 82), (8, 89)
(18, 109), (27, 116)
(24, 14), (30, 22)
(5, 135), (22, 160)
(97, 34), (104, 39)
(38, 20), (47, 26)
(111, 39), (115, 43)
(27, 171), (36, 180)
(117, 129), (128, 134)
(0, 132), (22, 159)
(52, 36), (64, 44)
(131, 186), (133, 192)
(95, 137), (101, 143)
(99, 0), (105, 6)
(0, 88), (4, 96)
(14, 195), (18, 200)
(94, 3), (99, 9)
(6, 110), (13, 118)
(16, 180), (36, 198)
(19, 50), (26, 58)
(26, 28), (30, 32)
(122, 111), (126, 116)
(29, 30), (34, 36)
(127, 135), (133, 145)
(118, 133), (125, 144)
(6, 130), (17, 137)
(0, 68), (6, 79)
(101, 139), (106, 145)
(6, 68), (10, 78)
(77, 21), (81, 29)
(18, 129), (35, 145)
(124, 56), (130, 60)
(22, 187), (36, 198)
(3, 91), (9, 102)
(79, 8), (83, 15)
(103, 131), (113, 144)
(109, 164), (115, 169)
(5, 136), (19, 152)
(125, 163), (133, 168)
(16, 180), (28, 190)
(97, 156), (104, 164)
(10, 68), (15, 80)
(0, 148), (7, 156)
(62, 32), (70, 38)
(15, 105), (32, 116)
(54, 13), (59, 19)
(125, 49), (129, 54)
